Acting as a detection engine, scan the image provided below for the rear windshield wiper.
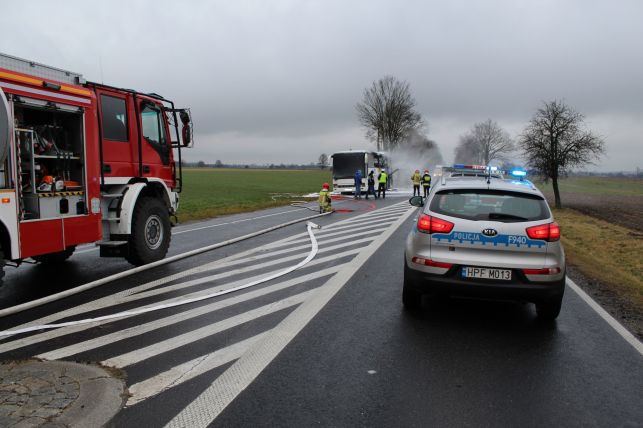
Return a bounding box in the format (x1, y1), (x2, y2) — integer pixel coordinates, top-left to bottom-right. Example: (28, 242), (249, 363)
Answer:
(489, 213), (528, 221)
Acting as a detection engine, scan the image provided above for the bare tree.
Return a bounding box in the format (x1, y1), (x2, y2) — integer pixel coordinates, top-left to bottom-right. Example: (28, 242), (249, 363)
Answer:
(356, 76), (424, 151)
(454, 120), (514, 165)
(454, 133), (483, 164)
(318, 153), (329, 170)
(520, 100), (605, 208)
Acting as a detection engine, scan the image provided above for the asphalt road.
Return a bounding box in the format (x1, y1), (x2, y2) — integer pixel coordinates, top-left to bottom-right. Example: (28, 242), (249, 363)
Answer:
(1, 195), (641, 427)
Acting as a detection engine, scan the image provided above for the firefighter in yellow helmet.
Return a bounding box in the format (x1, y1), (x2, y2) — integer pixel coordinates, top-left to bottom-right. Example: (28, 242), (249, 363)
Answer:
(319, 183), (332, 213)
(411, 169), (422, 196)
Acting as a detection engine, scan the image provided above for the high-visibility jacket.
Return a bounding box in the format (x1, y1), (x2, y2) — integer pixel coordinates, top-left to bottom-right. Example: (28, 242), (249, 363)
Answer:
(422, 173), (432, 187)
(319, 189), (331, 212)
(411, 172), (421, 185)
(378, 171), (388, 184)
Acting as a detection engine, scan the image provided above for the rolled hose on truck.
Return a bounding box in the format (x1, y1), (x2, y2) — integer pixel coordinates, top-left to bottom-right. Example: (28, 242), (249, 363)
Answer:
(0, 210), (330, 330)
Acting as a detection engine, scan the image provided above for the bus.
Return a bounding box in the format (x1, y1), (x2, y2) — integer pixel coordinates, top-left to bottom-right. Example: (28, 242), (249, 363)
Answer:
(331, 150), (388, 194)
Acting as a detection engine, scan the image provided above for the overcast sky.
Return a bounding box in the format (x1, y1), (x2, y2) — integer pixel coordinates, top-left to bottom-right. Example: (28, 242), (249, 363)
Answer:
(2, 0), (641, 171)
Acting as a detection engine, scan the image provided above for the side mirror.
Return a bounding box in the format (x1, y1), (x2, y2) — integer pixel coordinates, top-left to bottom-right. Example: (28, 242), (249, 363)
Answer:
(179, 110), (191, 146)
(409, 195), (424, 207)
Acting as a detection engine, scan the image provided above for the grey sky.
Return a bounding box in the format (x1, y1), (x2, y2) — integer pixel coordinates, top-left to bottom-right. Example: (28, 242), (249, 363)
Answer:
(2, 0), (641, 171)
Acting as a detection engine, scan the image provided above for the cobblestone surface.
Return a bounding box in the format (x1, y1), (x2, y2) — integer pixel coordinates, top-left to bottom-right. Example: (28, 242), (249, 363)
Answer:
(0, 360), (124, 427)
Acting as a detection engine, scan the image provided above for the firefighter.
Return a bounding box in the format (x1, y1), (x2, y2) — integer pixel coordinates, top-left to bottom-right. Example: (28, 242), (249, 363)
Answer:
(366, 169), (377, 199)
(422, 169), (432, 198)
(377, 168), (388, 199)
(354, 169), (362, 199)
(319, 183), (332, 213)
(411, 169), (422, 196)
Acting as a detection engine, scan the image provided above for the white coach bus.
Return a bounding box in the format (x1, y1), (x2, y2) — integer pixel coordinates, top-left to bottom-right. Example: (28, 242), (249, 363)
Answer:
(331, 150), (388, 194)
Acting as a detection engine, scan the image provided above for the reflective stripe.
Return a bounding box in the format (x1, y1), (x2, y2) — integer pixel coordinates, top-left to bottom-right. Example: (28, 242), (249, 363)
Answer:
(0, 70), (91, 97)
(37, 191), (84, 197)
(0, 81), (91, 104)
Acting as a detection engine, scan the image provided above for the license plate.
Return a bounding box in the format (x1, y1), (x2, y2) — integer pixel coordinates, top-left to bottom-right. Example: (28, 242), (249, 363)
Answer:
(461, 266), (512, 280)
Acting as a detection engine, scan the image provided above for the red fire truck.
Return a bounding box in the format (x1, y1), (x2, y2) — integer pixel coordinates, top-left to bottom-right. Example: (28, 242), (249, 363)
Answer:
(0, 53), (193, 284)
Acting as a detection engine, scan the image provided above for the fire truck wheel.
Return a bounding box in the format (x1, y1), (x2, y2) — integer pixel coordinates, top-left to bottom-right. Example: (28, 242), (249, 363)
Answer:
(33, 246), (76, 264)
(126, 197), (171, 266)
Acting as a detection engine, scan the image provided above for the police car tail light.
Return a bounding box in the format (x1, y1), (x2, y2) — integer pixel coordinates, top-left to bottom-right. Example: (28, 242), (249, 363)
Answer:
(417, 214), (454, 234)
(522, 267), (561, 275)
(412, 257), (452, 269)
(526, 222), (560, 242)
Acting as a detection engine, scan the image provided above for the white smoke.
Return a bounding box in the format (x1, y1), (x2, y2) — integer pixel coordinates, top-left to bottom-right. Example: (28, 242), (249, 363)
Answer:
(388, 133), (444, 191)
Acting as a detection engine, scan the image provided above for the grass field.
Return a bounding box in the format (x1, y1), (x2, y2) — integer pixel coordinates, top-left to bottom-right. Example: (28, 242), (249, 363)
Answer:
(554, 208), (643, 306)
(535, 176), (643, 197)
(178, 168), (332, 222)
(536, 177), (643, 330)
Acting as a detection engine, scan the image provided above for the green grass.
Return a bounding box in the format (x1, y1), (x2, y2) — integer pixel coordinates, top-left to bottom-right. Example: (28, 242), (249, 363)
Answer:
(178, 168), (332, 222)
(553, 208), (643, 306)
(534, 176), (643, 196)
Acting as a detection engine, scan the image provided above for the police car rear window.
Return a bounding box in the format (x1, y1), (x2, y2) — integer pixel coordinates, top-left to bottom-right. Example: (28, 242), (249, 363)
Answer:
(429, 189), (550, 222)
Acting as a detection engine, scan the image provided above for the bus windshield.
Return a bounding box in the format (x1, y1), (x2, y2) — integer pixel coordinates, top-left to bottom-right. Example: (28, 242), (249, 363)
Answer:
(333, 153), (365, 179)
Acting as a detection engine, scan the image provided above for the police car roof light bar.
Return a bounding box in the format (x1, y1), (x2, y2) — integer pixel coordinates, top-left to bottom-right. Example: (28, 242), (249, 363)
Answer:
(452, 164), (487, 170)
(510, 170), (527, 181)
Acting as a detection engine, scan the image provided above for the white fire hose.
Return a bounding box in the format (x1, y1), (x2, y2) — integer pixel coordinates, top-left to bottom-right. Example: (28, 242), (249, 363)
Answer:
(0, 221), (321, 336)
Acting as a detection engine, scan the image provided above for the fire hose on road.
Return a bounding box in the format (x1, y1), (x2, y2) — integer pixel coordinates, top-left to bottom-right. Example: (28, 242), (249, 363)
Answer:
(0, 221), (321, 336)
(0, 212), (328, 328)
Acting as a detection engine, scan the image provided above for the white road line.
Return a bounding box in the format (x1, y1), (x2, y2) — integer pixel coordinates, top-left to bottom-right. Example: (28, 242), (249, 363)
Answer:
(2, 202), (407, 341)
(35, 267), (342, 360)
(261, 218), (398, 249)
(231, 201), (408, 252)
(0, 248), (357, 354)
(0, 236), (365, 341)
(166, 205), (416, 427)
(172, 209), (304, 235)
(567, 277), (643, 355)
(126, 332), (267, 407)
(1, 212), (330, 319)
(103, 289), (313, 368)
(75, 209), (307, 254)
(88, 243), (365, 313)
(4, 215), (389, 348)
(113, 246), (362, 312)
(135, 233), (380, 290)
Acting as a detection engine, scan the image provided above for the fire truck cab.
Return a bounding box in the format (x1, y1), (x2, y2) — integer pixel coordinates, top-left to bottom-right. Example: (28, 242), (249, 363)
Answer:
(0, 53), (193, 283)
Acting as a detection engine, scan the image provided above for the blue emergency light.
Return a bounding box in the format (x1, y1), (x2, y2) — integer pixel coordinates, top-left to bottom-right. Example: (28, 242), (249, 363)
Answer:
(510, 170), (527, 181)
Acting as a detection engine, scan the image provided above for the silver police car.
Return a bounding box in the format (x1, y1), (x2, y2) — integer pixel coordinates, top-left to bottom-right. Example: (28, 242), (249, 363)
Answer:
(404, 172), (566, 320)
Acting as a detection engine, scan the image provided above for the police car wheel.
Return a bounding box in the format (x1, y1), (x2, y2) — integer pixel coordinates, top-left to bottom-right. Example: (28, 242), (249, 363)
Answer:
(535, 295), (563, 321)
(127, 197), (171, 266)
(403, 261), (422, 310)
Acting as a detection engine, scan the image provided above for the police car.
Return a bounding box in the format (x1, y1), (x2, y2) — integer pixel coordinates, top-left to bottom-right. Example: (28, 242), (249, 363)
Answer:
(403, 168), (566, 320)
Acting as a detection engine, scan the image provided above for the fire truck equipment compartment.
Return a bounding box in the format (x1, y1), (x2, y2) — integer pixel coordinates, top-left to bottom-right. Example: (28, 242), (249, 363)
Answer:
(14, 102), (85, 220)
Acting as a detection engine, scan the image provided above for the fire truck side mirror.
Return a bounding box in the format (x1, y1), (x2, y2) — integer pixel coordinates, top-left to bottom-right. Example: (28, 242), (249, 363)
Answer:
(179, 110), (191, 146)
